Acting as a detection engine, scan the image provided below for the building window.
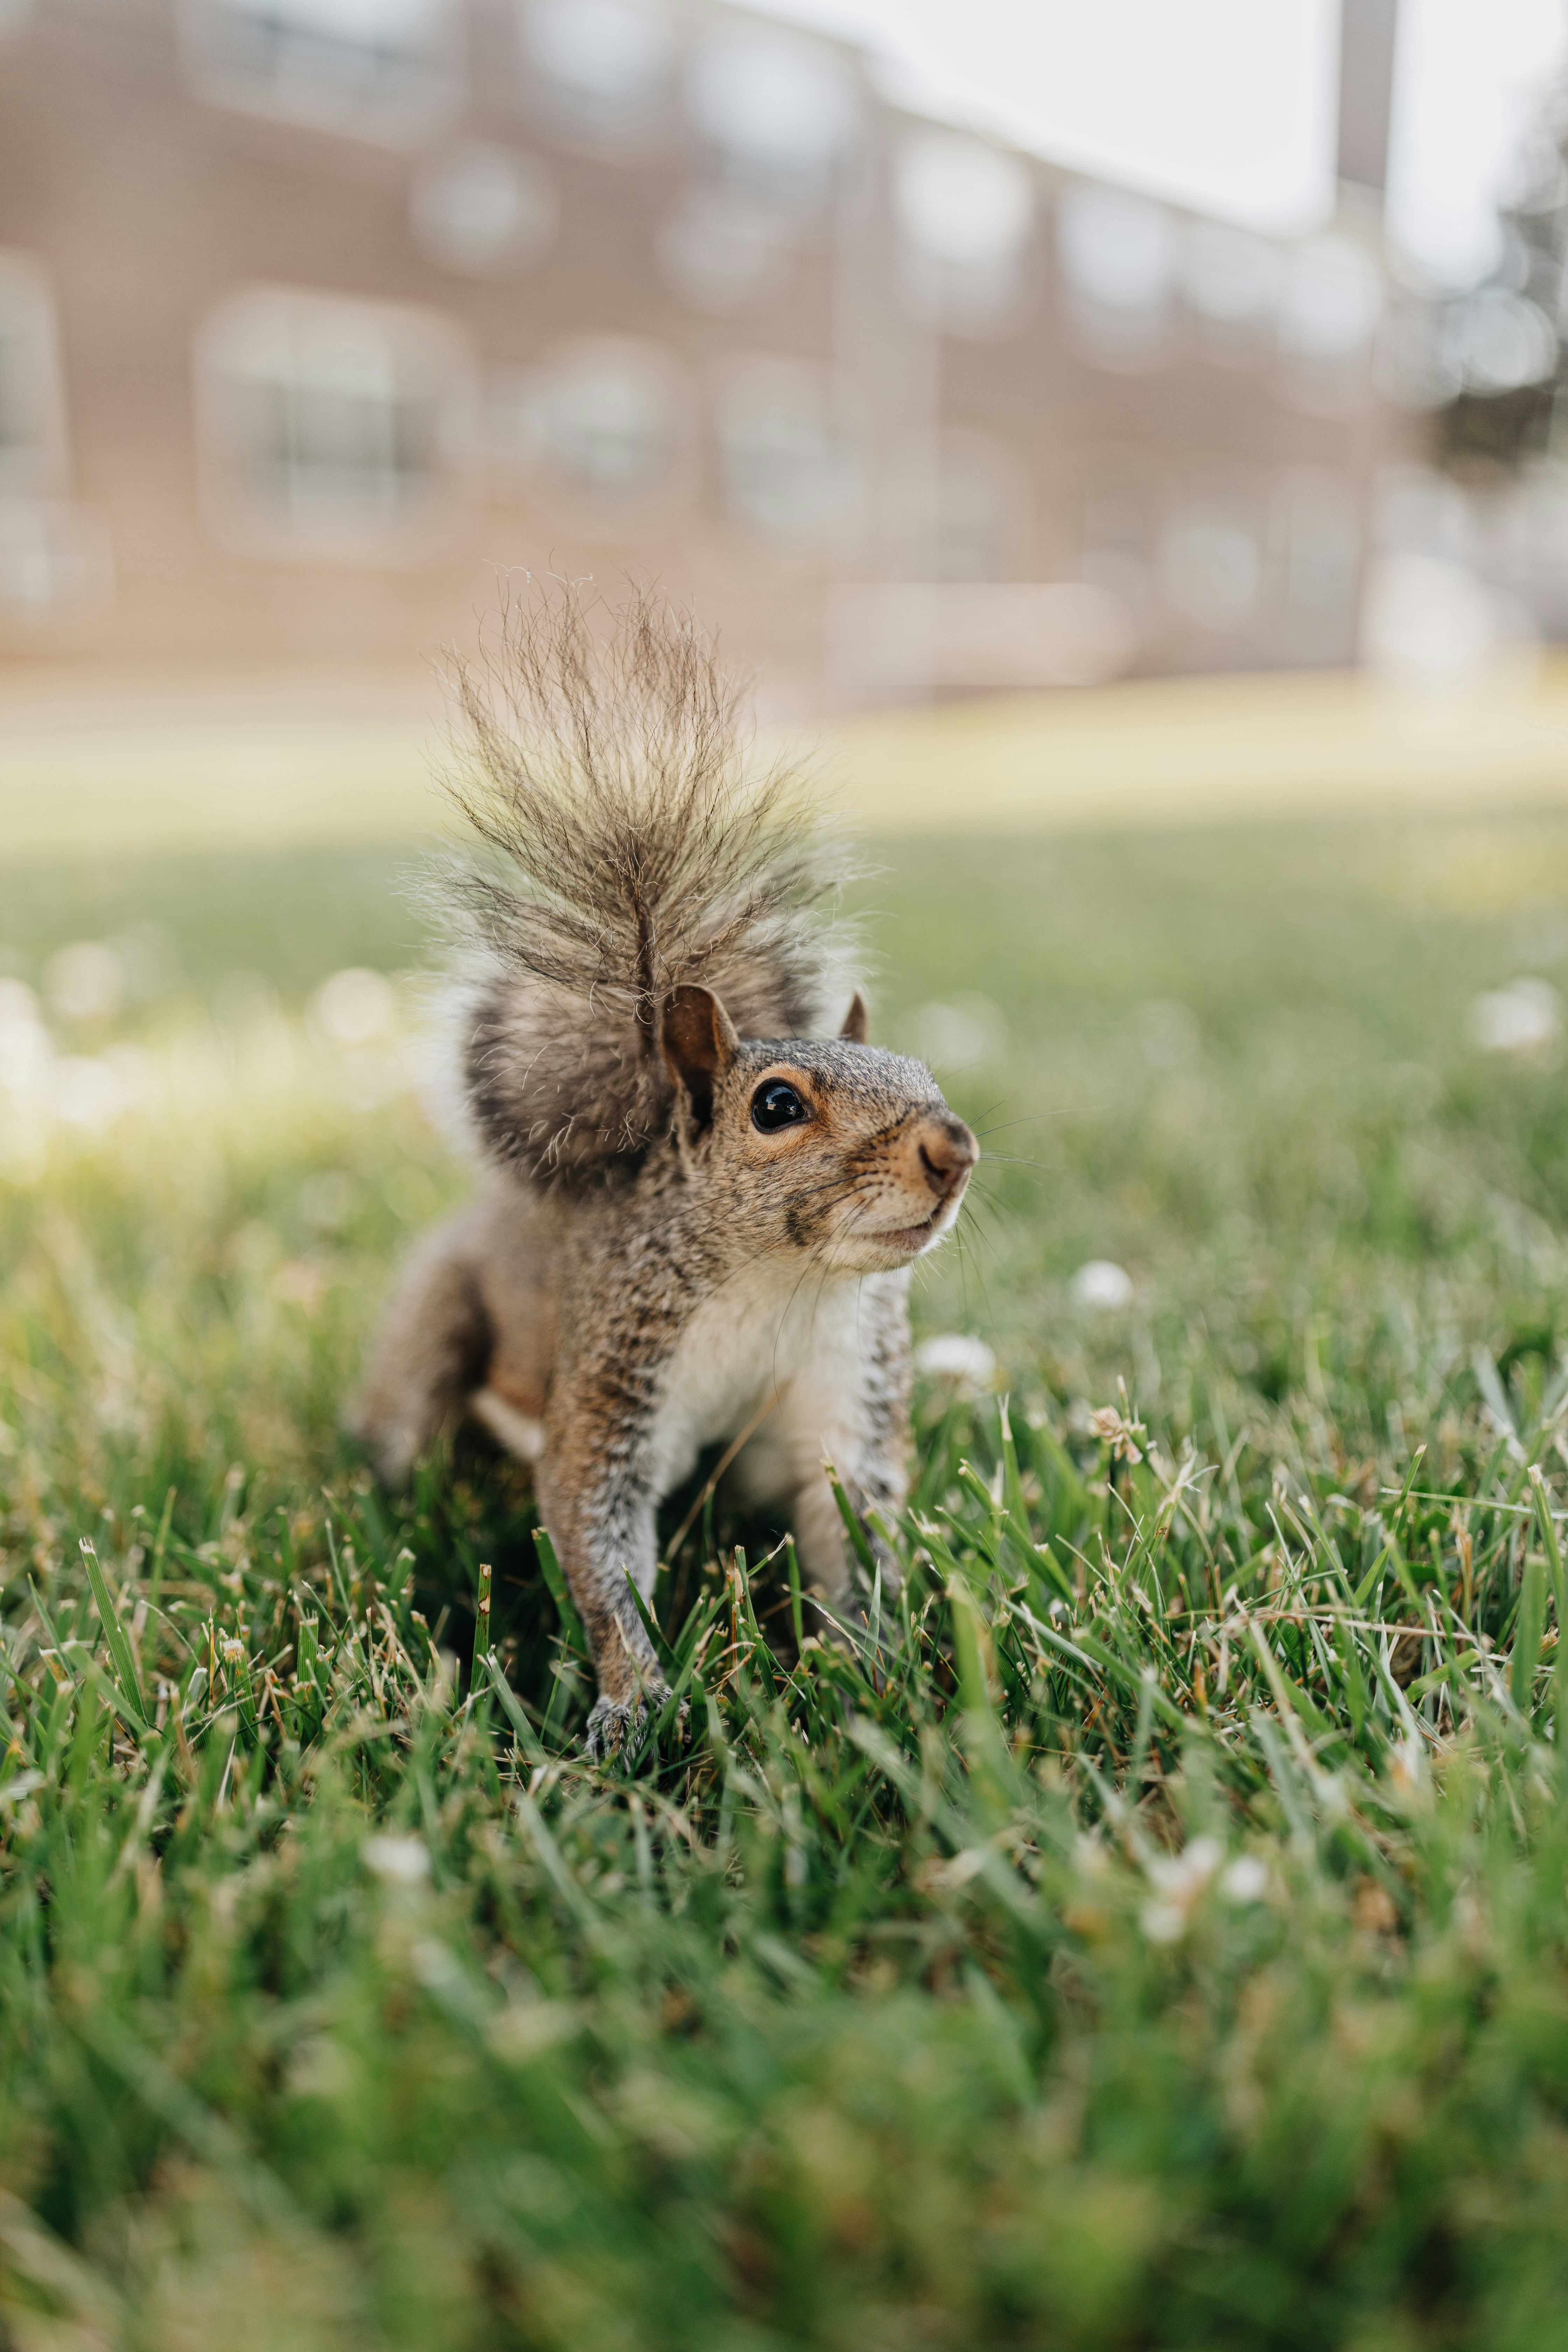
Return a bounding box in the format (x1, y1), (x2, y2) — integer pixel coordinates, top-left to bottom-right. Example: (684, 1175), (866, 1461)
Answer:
(519, 0), (672, 154)
(411, 143), (557, 277)
(685, 32), (856, 209)
(0, 501), (113, 633)
(0, 254), (113, 637)
(489, 336), (694, 538)
(0, 252), (68, 498)
(934, 433), (1030, 581)
(656, 186), (793, 314)
(194, 287), (477, 561)
(1057, 184), (1174, 366)
(715, 359), (861, 548)
(1179, 221), (1281, 357)
(882, 432), (1031, 581)
(180, 0), (461, 142)
(895, 134), (1034, 335)
(1277, 236), (1383, 410)
(1161, 487), (1264, 634)
(1078, 448), (1163, 619)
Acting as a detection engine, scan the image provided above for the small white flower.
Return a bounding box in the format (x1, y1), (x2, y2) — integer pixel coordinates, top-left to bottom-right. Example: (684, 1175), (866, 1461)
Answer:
(1141, 1901), (1187, 1945)
(1147, 1835), (1223, 1901)
(1388, 1733), (1429, 1802)
(914, 1334), (997, 1393)
(1468, 980), (1561, 1065)
(44, 940), (125, 1026)
(411, 1937), (461, 1989)
(1072, 1260), (1134, 1310)
(309, 967), (398, 1050)
(1073, 1834), (1110, 1877)
(53, 1056), (134, 1132)
(0, 978), (41, 1035)
(220, 1637), (246, 1666)
(0, 982), (51, 1096)
(1220, 1854), (1269, 1904)
(362, 1833), (431, 1884)
(490, 2000), (579, 2060)
(1141, 1835), (1223, 1943)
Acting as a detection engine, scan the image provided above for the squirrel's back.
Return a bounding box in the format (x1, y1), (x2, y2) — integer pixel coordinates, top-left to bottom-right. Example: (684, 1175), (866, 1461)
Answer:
(439, 584), (858, 1190)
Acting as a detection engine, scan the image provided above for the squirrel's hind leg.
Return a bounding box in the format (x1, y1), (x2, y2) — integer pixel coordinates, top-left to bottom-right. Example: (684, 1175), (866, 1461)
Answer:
(349, 1216), (492, 1484)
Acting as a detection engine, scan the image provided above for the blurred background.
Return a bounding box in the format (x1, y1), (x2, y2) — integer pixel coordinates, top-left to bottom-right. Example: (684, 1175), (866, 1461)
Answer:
(7, 0), (1568, 1404)
(5, 0), (1568, 715)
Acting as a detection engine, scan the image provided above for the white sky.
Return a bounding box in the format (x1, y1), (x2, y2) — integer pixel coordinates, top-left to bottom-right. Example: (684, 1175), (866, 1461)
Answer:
(739, 0), (1568, 286)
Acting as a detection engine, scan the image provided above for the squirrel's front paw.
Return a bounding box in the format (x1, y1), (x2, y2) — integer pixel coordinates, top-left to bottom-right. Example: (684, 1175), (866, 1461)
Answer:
(584, 1686), (682, 1764)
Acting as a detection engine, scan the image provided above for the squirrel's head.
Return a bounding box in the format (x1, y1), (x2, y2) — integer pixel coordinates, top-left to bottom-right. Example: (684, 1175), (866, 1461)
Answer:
(660, 983), (978, 1276)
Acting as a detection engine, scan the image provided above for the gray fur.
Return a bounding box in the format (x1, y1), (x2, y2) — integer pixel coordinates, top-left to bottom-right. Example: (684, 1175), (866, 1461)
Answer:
(436, 580), (857, 1189)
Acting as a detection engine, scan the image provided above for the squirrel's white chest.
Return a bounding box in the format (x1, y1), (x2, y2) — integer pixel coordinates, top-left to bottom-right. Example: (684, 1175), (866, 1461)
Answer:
(644, 1265), (877, 1496)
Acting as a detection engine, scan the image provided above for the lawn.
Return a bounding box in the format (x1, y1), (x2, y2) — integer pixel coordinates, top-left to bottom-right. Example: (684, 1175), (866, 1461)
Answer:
(4, 807), (1568, 2347)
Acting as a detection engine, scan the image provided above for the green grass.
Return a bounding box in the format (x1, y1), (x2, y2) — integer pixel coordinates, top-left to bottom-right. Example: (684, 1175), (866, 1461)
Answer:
(6, 814), (1568, 2346)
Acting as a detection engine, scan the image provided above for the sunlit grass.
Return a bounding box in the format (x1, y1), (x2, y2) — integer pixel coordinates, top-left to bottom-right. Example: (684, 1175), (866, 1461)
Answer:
(5, 816), (1568, 2345)
(7, 659), (1568, 864)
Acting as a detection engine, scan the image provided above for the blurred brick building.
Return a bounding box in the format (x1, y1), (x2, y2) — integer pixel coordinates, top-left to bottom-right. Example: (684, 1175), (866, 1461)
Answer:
(0, 0), (1418, 704)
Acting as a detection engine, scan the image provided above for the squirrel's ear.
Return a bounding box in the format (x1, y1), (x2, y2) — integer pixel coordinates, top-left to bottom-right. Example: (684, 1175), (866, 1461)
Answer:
(662, 985), (739, 1140)
(839, 989), (870, 1045)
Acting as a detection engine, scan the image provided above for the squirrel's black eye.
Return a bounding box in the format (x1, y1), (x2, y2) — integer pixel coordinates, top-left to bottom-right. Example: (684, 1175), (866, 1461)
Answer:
(751, 1079), (807, 1134)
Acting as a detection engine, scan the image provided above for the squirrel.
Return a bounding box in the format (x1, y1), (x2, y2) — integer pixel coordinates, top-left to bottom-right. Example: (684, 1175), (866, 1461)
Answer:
(351, 586), (978, 1757)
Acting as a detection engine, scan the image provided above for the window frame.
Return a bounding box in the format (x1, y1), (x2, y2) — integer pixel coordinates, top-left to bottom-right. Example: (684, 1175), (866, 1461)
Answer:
(0, 249), (70, 501)
(487, 333), (698, 542)
(192, 284), (480, 564)
(178, 0), (464, 147)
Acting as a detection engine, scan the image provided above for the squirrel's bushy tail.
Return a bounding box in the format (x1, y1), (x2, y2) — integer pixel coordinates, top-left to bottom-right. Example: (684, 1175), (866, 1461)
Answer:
(441, 582), (858, 1188)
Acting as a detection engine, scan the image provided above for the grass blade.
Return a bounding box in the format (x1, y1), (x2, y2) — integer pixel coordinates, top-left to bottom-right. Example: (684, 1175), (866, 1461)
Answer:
(77, 1539), (147, 1734)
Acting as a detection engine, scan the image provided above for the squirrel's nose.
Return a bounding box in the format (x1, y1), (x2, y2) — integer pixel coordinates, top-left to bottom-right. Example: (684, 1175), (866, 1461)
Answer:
(916, 1113), (978, 1199)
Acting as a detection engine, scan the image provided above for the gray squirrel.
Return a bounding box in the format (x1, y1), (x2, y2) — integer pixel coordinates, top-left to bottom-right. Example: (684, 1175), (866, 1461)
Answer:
(351, 587), (977, 1756)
